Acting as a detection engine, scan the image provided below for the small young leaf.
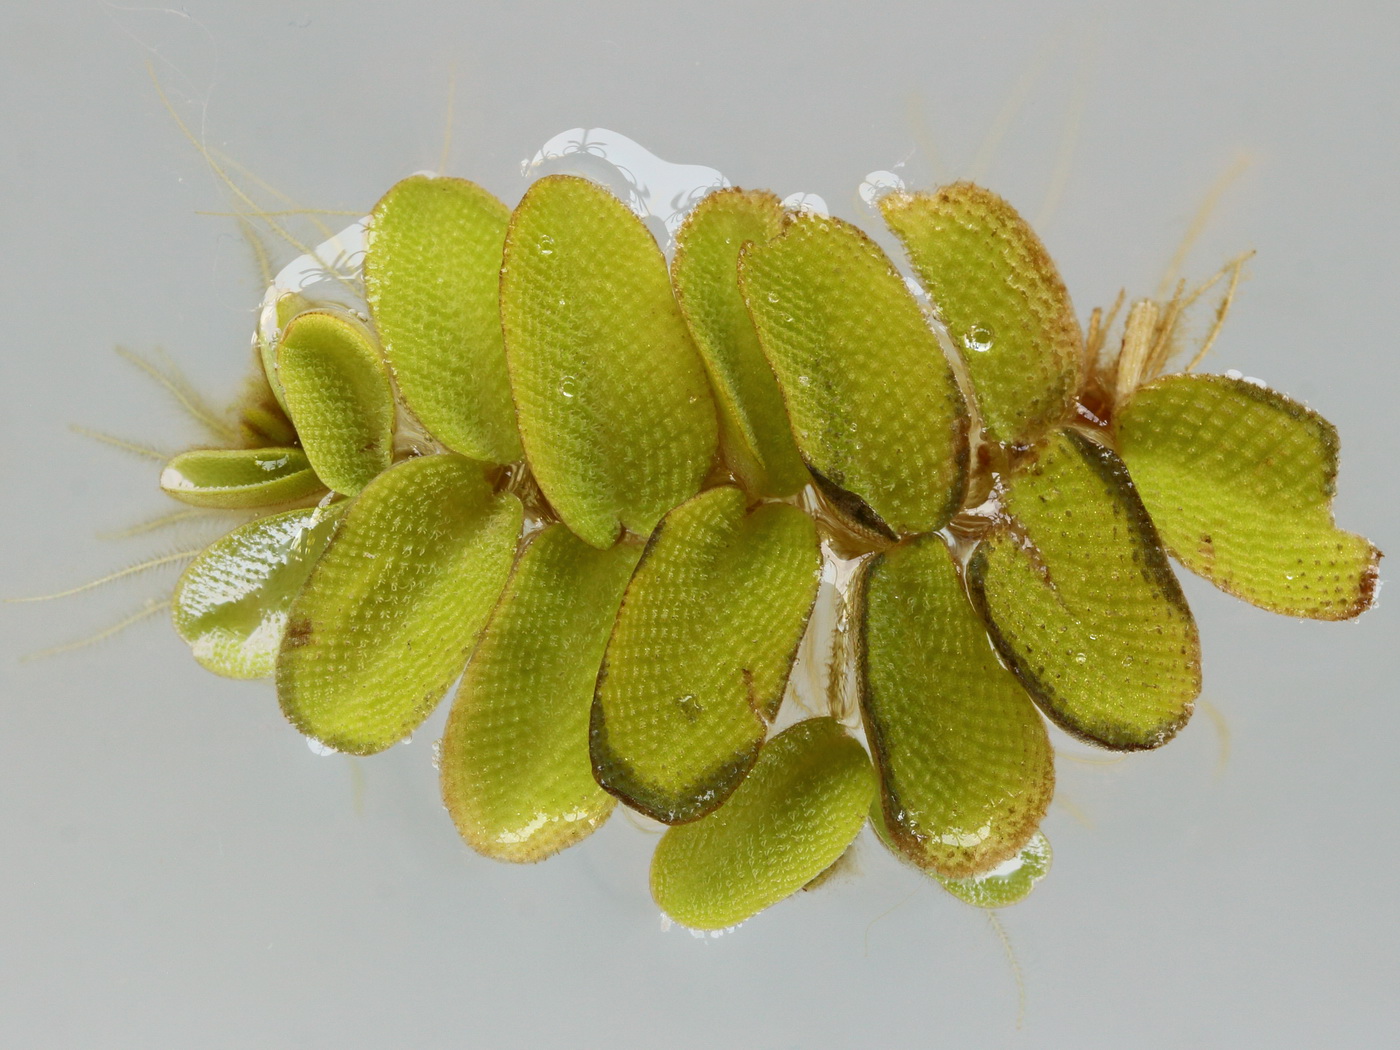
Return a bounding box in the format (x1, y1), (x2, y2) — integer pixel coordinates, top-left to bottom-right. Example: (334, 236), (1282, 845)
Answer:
(881, 183), (1082, 446)
(650, 717), (875, 930)
(872, 810), (1053, 908)
(858, 534), (1053, 878)
(364, 175), (523, 464)
(1115, 373), (1381, 619)
(739, 212), (968, 536)
(968, 429), (1200, 750)
(440, 525), (640, 863)
(671, 189), (808, 497)
(591, 486), (821, 824)
(501, 174), (718, 548)
(276, 310), (395, 495)
(160, 447), (325, 508)
(277, 454), (522, 755)
(172, 502), (346, 679)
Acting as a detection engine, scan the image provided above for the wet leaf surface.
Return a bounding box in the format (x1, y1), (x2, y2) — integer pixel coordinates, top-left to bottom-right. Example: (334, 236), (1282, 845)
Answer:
(160, 447), (325, 509)
(881, 183), (1082, 446)
(501, 174), (717, 548)
(172, 502), (346, 679)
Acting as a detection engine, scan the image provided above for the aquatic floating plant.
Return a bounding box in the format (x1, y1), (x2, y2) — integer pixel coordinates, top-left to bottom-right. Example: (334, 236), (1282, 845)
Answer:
(154, 161), (1378, 930)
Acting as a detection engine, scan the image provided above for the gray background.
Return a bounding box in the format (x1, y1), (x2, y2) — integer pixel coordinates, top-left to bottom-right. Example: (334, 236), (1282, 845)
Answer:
(2, 2), (1397, 1047)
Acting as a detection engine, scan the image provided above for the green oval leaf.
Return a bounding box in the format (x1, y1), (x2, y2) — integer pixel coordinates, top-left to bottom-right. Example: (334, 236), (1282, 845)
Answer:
(440, 524), (640, 863)
(591, 486), (821, 823)
(277, 454), (522, 755)
(881, 183), (1083, 446)
(501, 174), (718, 548)
(160, 447), (325, 508)
(1115, 373), (1381, 620)
(671, 188), (808, 498)
(364, 175), (522, 464)
(172, 502), (347, 679)
(276, 310), (395, 495)
(650, 717), (875, 930)
(967, 429), (1201, 750)
(858, 534), (1054, 878)
(739, 212), (968, 536)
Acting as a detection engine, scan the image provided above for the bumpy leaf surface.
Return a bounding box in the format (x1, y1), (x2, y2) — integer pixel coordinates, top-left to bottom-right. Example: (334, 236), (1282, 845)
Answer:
(739, 213), (968, 536)
(591, 487), (821, 823)
(874, 807), (1054, 909)
(277, 454), (522, 754)
(859, 534), (1053, 878)
(650, 717), (875, 930)
(364, 175), (522, 463)
(881, 183), (1082, 446)
(172, 503), (346, 679)
(671, 189), (808, 497)
(500, 174), (717, 548)
(276, 310), (395, 495)
(936, 832), (1053, 908)
(440, 525), (640, 862)
(1116, 373), (1380, 619)
(160, 447), (324, 508)
(968, 429), (1200, 750)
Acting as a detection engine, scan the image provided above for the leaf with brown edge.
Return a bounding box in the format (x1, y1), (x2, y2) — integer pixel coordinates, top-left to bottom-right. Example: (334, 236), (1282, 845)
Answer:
(276, 454), (522, 755)
(739, 212), (969, 537)
(967, 429), (1201, 750)
(500, 174), (717, 549)
(591, 486), (821, 824)
(881, 183), (1082, 446)
(440, 524), (639, 863)
(1115, 373), (1381, 620)
(671, 188), (808, 498)
(650, 717), (875, 930)
(858, 533), (1053, 878)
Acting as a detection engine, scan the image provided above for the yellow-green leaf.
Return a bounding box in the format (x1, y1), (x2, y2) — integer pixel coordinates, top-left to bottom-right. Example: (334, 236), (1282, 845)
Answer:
(967, 429), (1200, 750)
(501, 174), (718, 548)
(160, 447), (325, 509)
(1115, 373), (1381, 620)
(276, 310), (395, 495)
(671, 189), (808, 497)
(440, 524), (640, 863)
(937, 832), (1052, 908)
(277, 454), (522, 755)
(858, 534), (1053, 878)
(650, 717), (875, 930)
(591, 486), (821, 823)
(873, 810), (1053, 908)
(364, 175), (522, 464)
(739, 212), (968, 536)
(258, 290), (314, 419)
(172, 502), (346, 679)
(881, 183), (1082, 446)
